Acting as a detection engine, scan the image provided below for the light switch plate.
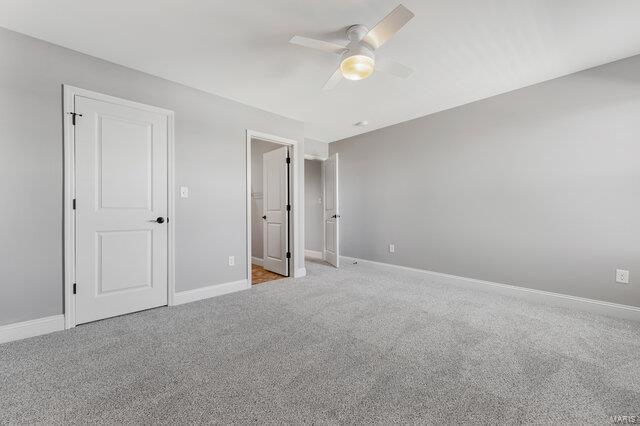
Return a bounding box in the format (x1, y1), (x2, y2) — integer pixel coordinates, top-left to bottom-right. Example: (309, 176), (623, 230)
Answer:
(180, 186), (189, 198)
(389, 244), (395, 253)
(616, 269), (629, 284)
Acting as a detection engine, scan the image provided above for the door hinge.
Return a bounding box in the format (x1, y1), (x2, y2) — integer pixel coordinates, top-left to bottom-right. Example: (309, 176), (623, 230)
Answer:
(286, 252), (291, 259)
(286, 204), (291, 211)
(286, 156), (291, 164)
(73, 283), (77, 294)
(68, 112), (83, 125)
(72, 199), (76, 210)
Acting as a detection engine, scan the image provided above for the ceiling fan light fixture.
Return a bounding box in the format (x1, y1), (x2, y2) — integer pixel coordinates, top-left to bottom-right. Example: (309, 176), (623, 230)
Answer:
(340, 54), (375, 81)
(289, 5), (415, 90)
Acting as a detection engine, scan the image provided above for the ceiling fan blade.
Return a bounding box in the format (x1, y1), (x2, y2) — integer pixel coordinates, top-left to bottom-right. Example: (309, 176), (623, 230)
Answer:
(322, 68), (343, 90)
(363, 5), (415, 50)
(376, 58), (414, 79)
(289, 35), (347, 54)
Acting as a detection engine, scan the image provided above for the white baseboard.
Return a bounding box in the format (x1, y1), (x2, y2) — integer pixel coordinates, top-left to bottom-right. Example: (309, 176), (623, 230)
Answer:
(340, 256), (640, 322)
(251, 256), (263, 266)
(294, 267), (307, 278)
(173, 279), (248, 306)
(0, 315), (65, 345)
(305, 250), (323, 260)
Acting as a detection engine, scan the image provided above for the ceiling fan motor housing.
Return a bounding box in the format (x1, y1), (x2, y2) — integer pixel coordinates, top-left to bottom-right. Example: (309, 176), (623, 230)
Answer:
(343, 24), (375, 64)
(346, 24), (369, 43)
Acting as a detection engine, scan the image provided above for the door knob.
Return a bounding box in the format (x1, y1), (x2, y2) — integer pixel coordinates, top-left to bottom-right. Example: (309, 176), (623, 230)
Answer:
(149, 217), (165, 224)
(262, 215), (267, 220)
(332, 214), (341, 219)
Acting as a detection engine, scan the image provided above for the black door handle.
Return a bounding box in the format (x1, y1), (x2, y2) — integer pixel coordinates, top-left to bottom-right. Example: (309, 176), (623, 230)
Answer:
(262, 215), (267, 220)
(149, 217), (165, 224)
(332, 214), (341, 219)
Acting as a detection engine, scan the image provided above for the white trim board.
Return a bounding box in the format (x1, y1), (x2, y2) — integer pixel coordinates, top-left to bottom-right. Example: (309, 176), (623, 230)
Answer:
(63, 85), (176, 328)
(1, 279), (247, 343)
(340, 256), (640, 322)
(0, 315), (65, 344)
(305, 250), (323, 260)
(173, 280), (248, 306)
(304, 154), (327, 161)
(251, 256), (264, 266)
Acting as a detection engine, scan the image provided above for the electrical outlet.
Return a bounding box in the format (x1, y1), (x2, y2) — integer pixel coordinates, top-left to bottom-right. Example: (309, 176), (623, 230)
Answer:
(180, 186), (189, 198)
(616, 269), (629, 284)
(389, 244), (395, 253)
(228, 256), (235, 266)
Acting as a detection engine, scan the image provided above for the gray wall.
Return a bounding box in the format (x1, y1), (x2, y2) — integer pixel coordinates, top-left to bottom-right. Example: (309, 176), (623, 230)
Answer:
(0, 28), (304, 326)
(251, 139), (282, 260)
(330, 54), (640, 308)
(305, 160), (323, 252)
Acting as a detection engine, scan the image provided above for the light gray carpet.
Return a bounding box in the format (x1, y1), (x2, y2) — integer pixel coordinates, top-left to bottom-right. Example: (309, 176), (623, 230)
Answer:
(2, 259), (640, 424)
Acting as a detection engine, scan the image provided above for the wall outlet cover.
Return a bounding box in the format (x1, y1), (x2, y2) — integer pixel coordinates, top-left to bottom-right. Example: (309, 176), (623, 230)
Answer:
(180, 186), (189, 198)
(616, 269), (629, 284)
(229, 256), (235, 266)
(389, 244), (395, 253)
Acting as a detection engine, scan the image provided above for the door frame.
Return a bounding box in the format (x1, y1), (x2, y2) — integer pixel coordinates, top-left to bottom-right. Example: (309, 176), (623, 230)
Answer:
(322, 153), (340, 267)
(303, 155), (327, 261)
(62, 85), (176, 329)
(246, 130), (303, 285)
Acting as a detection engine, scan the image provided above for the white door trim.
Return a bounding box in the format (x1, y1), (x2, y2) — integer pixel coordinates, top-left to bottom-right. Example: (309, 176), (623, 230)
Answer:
(63, 85), (176, 329)
(246, 130), (302, 286)
(321, 158), (326, 261)
(304, 153), (327, 161)
(323, 153), (339, 267)
(304, 158), (326, 262)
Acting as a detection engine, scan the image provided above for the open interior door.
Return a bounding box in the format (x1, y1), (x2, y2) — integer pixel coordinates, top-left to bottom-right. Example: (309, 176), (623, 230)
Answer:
(323, 153), (339, 267)
(262, 146), (289, 276)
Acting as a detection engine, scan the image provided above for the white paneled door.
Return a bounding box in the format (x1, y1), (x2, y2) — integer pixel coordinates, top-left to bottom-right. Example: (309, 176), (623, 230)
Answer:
(323, 153), (339, 267)
(262, 147), (289, 276)
(74, 95), (169, 324)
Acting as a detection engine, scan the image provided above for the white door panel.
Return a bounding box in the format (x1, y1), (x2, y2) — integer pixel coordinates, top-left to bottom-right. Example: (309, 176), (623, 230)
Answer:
(96, 230), (152, 294)
(262, 147), (289, 276)
(99, 116), (152, 209)
(75, 95), (168, 324)
(267, 223), (283, 260)
(323, 154), (339, 267)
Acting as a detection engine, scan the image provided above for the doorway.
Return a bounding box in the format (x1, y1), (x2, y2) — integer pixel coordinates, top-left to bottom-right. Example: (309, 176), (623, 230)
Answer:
(304, 154), (340, 268)
(63, 86), (175, 328)
(304, 159), (324, 261)
(246, 131), (301, 285)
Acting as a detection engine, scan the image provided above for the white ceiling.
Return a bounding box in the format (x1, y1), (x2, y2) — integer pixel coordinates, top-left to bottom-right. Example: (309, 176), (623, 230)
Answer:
(2, 1), (640, 142)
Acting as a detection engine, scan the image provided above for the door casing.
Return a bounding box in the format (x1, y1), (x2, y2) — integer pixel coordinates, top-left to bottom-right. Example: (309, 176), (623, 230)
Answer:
(63, 85), (176, 329)
(246, 130), (303, 285)
(303, 155), (340, 268)
(323, 153), (340, 267)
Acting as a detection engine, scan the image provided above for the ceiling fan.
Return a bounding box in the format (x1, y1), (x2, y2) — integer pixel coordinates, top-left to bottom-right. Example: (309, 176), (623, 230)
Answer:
(289, 4), (415, 90)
